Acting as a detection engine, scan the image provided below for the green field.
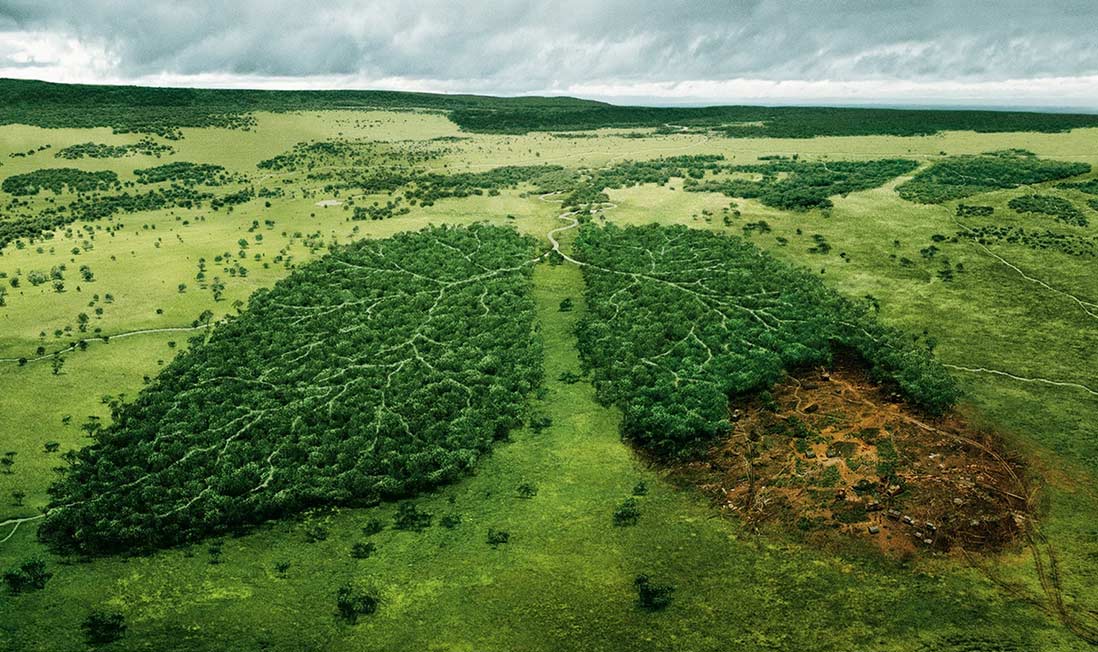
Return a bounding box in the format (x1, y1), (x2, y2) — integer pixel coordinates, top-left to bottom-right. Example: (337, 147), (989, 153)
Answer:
(2, 90), (1097, 651)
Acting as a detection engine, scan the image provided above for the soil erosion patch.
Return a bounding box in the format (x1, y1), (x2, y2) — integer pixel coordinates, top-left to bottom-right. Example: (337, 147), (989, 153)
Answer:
(672, 354), (1030, 557)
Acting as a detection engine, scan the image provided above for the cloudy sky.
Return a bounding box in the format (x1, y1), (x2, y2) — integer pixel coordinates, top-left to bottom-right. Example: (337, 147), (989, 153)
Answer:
(1, 1), (1097, 108)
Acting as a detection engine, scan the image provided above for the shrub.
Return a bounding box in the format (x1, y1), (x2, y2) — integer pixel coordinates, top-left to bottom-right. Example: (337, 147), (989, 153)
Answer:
(81, 610), (127, 645)
(613, 498), (641, 527)
(336, 584), (379, 623)
(634, 575), (674, 611)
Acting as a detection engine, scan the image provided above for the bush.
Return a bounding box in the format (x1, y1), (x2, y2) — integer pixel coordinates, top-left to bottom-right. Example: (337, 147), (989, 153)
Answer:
(3, 558), (51, 594)
(487, 528), (510, 547)
(634, 575), (674, 611)
(393, 503), (432, 532)
(336, 584), (379, 623)
(613, 498), (641, 527)
(350, 542), (376, 559)
(81, 610), (126, 645)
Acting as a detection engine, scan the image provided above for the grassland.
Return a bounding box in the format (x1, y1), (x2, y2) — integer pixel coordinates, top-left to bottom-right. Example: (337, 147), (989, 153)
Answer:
(2, 104), (1098, 650)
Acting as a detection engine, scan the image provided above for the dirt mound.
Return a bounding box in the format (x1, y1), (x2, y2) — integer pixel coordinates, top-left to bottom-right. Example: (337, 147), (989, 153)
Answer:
(672, 355), (1031, 557)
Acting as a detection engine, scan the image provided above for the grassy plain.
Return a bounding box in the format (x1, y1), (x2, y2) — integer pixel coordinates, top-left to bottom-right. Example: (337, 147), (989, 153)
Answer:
(1, 111), (1097, 650)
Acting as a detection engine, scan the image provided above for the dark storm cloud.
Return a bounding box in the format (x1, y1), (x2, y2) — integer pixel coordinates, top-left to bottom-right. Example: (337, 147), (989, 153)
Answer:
(1, 0), (1097, 96)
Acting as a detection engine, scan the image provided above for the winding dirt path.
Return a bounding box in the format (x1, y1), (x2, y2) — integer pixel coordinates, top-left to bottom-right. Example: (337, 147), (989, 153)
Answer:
(0, 323), (215, 365)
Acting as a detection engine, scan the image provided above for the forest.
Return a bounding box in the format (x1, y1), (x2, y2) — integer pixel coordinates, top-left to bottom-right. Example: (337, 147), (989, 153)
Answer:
(7, 78), (1098, 140)
(1, 168), (119, 196)
(896, 150), (1091, 203)
(133, 161), (239, 186)
(574, 224), (958, 458)
(684, 158), (918, 210)
(54, 138), (173, 160)
(38, 224), (544, 554)
(449, 104), (1098, 137)
(957, 224), (1097, 257)
(1007, 194), (1090, 227)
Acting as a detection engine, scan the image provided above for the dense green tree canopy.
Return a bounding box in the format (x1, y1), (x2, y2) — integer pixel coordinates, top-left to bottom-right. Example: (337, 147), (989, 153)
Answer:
(896, 150), (1090, 203)
(40, 224), (543, 554)
(574, 224), (958, 458)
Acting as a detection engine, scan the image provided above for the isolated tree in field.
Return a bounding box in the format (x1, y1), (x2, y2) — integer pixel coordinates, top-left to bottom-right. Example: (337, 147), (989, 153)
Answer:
(51, 356), (65, 376)
(81, 609), (126, 645)
(336, 584), (379, 623)
(1, 452), (14, 474)
(3, 558), (51, 594)
(11, 490), (26, 506)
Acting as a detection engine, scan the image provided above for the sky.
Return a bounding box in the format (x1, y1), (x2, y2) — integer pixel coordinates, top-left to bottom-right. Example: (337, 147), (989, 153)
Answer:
(1, 1), (1097, 109)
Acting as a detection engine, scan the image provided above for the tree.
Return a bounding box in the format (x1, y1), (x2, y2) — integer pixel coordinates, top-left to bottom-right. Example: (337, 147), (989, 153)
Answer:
(1, 452), (14, 474)
(11, 490), (26, 506)
(613, 498), (641, 526)
(335, 584), (379, 623)
(634, 575), (674, 611)
(81, 609), (126, 645)
(350, 542), (375, 559)
(51, 356), (64, 376)
(3, 558), (51, 593)
(486, 528), (510, 547)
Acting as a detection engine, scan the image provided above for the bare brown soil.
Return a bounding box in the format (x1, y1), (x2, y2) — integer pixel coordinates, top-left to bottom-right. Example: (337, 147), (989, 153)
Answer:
(671, 355), (1032, 557)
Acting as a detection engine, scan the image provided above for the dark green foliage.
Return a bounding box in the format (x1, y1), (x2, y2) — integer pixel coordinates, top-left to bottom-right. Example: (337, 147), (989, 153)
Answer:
(133, 161), (233, 186)
(336, 584), (379, 623)
(0, 78), (596, 138)
(54, 138), (172, 159)
(574, 224), (958, 458)
(81, 610), (126, 645)
(353, 202), (411, 221)
(558, 370), (582, 384)
(686, 158), (918, 210)
(632, 481), (648, 496)
(486, 528), (510, 547)
(555, 155), (725, 209)
(957, 225), (1097, 257)
(2, 168), (118, 195)
(956, 204), (994, 217)
(1057, 178), (1098, 195)
(8, 78), (1098, 140)
(450, 103), (1098, 137)
(1007, 194), (1089, 227)
(39, 225), (542, 554)
(393, 503), (433, 532)
(877, 439), (899, 481)
(517, 481), (538, 498)
(3, 558), (51, 594)
(634, 575), (674, 611)
(896, 151), (1090, 203)
(0, 186), (211, 250)
(529, 413), (553, 433)
(350, 541), (376, 559)
(361, 518), (384, 536)
(303, 524), (329, 543)
(613, 497), (641, 526)
(833, 504), (869, 523)
(210, 187), (255, 210)
(439, 514), (462, 529)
